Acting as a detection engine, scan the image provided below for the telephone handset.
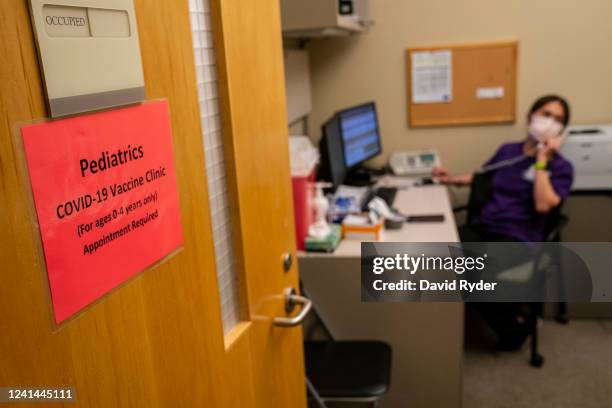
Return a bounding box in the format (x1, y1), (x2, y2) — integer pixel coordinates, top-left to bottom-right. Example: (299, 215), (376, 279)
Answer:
(389, 150), (440, 176)
(536, 134), (567, 151)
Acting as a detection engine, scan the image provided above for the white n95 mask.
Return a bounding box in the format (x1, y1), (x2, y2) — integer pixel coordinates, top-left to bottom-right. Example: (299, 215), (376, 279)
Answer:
(528, 115), (563, 143)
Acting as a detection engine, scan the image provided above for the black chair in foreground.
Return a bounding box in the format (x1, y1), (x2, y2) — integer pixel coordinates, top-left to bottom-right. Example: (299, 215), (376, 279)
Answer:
(454, 172), (569, 367)
(301, 284), (392, 408)
(304, 340), (392, 408)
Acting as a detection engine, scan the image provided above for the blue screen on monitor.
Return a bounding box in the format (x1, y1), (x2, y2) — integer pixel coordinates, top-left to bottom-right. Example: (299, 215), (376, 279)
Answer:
(339, 103), (381, 168)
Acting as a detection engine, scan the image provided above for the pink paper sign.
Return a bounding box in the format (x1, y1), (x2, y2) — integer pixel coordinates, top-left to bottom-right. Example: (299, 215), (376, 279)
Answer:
(21, 101), (184, 323)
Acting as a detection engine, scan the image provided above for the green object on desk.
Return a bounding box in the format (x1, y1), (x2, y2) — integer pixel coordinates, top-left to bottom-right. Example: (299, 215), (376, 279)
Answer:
(305, 225), (342, 253)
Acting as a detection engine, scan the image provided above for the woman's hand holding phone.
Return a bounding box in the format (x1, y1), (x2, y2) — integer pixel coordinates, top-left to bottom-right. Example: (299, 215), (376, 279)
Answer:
(538, 136), (564, 161)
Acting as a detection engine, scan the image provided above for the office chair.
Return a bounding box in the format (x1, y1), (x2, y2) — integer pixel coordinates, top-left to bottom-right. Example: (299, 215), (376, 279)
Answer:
(454, 171), (569, 367)
(305, 340), (392, 408)
(301, 287), (392, 408)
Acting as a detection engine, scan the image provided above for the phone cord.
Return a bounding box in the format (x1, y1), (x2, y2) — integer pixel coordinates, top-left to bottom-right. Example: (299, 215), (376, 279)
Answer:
(475, 153), (531, 175)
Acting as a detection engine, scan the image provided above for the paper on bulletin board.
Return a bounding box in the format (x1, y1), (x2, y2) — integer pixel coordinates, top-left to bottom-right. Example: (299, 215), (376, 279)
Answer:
(476, 86), (505, 100)
(411, 50), (453, 104)
(20, 100), (183, 324)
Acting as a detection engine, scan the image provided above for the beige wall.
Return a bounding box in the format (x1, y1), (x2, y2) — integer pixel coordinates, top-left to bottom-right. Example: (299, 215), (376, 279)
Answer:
(307, 0), (612, 175)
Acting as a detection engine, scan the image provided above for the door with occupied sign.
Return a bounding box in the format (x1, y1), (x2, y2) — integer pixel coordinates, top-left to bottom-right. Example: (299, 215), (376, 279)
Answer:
(0, 0), (307, 407)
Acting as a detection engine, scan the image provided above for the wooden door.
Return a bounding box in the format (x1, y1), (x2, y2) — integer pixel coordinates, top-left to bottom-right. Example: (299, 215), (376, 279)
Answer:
(0, 0), (306, 407)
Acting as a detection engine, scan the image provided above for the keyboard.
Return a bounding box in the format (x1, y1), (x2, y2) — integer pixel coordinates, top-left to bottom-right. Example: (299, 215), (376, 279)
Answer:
(361, 187), (398, 210)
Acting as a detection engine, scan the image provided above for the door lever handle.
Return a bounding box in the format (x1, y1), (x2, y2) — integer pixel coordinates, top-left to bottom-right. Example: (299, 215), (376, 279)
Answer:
(273, 288), (312, 327)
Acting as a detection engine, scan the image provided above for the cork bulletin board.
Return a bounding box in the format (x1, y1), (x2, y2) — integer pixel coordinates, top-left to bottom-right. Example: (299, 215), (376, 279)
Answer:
(406, 40), (518, 127)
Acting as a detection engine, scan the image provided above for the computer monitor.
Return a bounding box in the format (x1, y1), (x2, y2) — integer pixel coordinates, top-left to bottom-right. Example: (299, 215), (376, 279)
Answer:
(318, 115), (347, 189)
(338, 102), (382, 169)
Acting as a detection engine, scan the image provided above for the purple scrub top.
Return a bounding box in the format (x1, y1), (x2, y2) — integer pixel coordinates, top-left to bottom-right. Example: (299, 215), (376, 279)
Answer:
(474, 142), (574, 242)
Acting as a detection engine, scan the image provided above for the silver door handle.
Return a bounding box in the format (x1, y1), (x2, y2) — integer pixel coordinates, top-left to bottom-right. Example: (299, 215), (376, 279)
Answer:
(273, 288), (312, 327)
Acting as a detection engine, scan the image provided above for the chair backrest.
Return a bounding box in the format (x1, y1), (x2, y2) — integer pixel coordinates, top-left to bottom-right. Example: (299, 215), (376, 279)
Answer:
(466, 172), (494, 224)
(467, 170), (564, 241)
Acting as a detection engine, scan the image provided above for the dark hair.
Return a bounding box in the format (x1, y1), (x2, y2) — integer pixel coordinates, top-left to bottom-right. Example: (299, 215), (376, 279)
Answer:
(528, 94), (571, 128)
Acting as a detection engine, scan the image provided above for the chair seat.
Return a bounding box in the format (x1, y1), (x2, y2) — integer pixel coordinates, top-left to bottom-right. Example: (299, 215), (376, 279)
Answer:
(304, 340), (392, 398)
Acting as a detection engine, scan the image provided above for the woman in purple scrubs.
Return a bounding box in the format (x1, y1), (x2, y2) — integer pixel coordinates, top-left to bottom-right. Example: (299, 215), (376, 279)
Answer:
(432, 95), (574, 351)
(434, 95), (574, 243)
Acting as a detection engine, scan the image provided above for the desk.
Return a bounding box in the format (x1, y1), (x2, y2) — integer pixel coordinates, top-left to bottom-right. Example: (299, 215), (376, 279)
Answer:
(299, 184), (463, 408)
